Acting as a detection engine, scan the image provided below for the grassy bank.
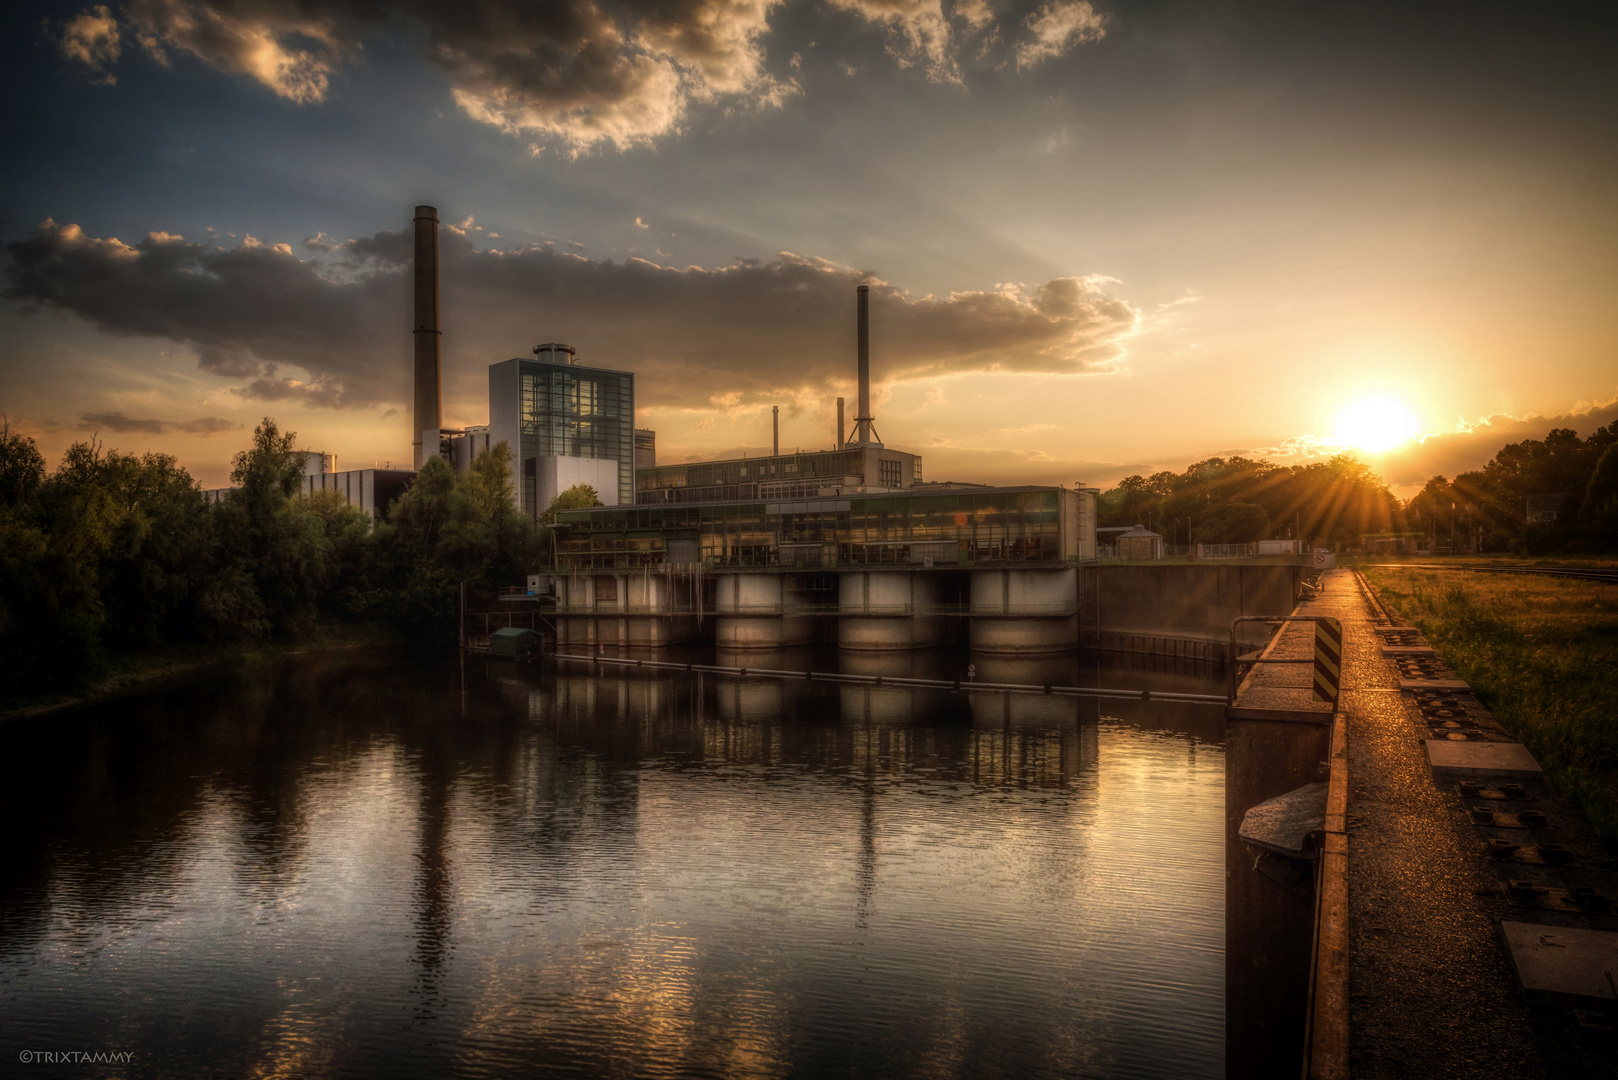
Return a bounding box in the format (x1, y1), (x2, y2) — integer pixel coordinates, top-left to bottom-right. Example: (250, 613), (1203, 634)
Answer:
(0, 621), (404, 723)
(1362, 566), (1618, 846)
(1347, 554), (1618, 568)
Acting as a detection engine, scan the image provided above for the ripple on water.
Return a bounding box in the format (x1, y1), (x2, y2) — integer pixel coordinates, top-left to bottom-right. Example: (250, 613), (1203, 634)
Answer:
(0, 656), (1225, 1079)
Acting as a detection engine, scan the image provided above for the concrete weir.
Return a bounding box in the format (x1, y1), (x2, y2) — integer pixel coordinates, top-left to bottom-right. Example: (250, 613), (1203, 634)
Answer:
(714, 572), (819, 649)
(552, 571), (701, 647)
(969, 567), (1078, 654)
(838, 570), (943, 650)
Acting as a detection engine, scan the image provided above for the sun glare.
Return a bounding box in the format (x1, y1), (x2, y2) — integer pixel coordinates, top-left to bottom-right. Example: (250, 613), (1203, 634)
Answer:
(1335, 398), (1418, 453)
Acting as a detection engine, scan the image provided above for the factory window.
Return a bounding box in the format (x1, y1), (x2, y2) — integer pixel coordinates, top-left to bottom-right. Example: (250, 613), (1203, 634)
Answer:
(879, 460), (903, 487)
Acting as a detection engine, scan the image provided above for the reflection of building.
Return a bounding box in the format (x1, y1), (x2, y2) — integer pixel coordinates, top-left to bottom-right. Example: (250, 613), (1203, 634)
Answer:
(486, 347), (636, 518)
(1526, 493), (1568, 523)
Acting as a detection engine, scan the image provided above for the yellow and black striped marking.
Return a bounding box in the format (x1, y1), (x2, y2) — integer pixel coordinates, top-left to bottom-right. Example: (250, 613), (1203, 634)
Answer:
(1313, 617), (1343, 704)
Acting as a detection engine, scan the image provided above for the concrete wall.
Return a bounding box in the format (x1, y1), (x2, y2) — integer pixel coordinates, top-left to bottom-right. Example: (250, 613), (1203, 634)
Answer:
(838, 571), (944, 650)
(487, 360), (523, 512)
(715, 572), (818, 648)
(969, 567), (1078, 654)
(539, 456), (620, 514)
(548, 571), (701, 647)
(1084, 563), (1301, 650)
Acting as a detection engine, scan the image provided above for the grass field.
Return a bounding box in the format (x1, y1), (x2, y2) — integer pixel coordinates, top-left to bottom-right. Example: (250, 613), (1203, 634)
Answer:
(1362, 566), (1618, 846)
(1347, 554), (1618, 568)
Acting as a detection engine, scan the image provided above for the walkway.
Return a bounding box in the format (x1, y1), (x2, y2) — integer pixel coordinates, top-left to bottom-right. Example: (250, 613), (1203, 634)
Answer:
(1302, 569), (1617, 1079)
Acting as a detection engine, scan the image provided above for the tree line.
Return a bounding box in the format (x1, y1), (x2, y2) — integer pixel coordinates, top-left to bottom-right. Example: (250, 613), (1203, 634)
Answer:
(6, 415), (1613, 702)
(1098, 426), (1618, 554)
(0, 417), (597, 703)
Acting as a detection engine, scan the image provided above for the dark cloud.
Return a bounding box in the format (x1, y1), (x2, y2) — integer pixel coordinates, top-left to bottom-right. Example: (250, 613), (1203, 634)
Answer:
(58, 4), (122, 84)
(3, 218), (1141, 410)
(79, 411), (242, 435)
(5, 222), (403, 408)
(1378, 398), (1618, 486)
(58, 0), (1106, 151)
(76, 0), (802, 151)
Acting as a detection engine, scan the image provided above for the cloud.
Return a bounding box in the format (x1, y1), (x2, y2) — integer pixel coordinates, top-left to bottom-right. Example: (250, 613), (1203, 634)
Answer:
(828, 0), (959, 81)
(67, 0), (1107, 150)
(79, 411), (242, 435)
(5, 219), (400, 408)
(124, 0), (349, 104)
(1375, 398), (1618, 487)
(1246, 395), (1618, 492)
(58, 4), (123, 84)
(4, 216), (1141, 413)
(96, 0), (798, 152)
(1015, 0), (1106, 69)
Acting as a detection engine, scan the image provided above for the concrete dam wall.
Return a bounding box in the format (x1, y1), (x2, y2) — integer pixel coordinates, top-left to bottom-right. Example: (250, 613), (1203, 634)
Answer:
(537, 561), (1305, 660)
(1083, 562), (1303, 660)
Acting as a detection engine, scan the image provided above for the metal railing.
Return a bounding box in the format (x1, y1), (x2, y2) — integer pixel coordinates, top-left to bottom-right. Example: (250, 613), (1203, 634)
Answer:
(542, 601), (1083, 617)
(1227, 615), (1338, 710)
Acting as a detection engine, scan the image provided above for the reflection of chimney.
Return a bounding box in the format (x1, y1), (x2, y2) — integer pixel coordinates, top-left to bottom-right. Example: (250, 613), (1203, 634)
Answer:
(836, 397), (845, 450)
(848, 285), (882, 447)
(412, 205), (442, 470)
(773, 405), (779, 456)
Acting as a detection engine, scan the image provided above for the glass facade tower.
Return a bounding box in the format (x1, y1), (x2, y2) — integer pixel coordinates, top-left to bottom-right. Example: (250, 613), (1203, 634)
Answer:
(490, 355), (636, 516)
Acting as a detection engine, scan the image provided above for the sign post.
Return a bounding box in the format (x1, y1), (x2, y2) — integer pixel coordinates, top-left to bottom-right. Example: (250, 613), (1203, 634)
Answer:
(1313, 616), (1343, 710)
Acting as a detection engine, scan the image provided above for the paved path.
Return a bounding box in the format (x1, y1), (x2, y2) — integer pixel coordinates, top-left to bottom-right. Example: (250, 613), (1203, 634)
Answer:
(1310, 569), (1618, 1080)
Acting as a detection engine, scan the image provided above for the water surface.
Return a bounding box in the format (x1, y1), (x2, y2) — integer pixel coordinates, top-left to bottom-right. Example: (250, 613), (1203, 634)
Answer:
(0, 648), (1225, 1078)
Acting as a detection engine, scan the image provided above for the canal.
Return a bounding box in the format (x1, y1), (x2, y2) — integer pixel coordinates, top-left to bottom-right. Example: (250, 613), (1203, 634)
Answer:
(0, 648), (1226, 1078)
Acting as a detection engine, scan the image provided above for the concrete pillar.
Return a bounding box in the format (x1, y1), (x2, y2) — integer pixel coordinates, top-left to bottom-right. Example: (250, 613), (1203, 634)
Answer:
(968, 567), (1078, 654)
(837, 570), (944, 650)
(715, 572), (816, 649)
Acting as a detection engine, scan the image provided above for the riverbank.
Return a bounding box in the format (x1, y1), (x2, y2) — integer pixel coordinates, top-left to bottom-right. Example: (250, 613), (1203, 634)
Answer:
(0, 622), (405, 724)
(1359, 565), (1618, 846)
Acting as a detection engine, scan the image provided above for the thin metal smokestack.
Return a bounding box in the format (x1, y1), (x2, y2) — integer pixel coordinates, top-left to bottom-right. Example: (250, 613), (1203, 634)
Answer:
(849, 285), (881, 447)
(773, 405), (779, 456)
(412, 205), (442, 470)
(836, 397), (845, 450)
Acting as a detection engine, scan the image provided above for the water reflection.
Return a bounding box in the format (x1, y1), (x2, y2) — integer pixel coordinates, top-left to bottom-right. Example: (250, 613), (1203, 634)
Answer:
(0, 648), (1225, 1079)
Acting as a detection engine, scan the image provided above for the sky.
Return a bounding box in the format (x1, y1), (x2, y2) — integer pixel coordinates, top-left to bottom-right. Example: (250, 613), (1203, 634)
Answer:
(2, 0), (1615, 493)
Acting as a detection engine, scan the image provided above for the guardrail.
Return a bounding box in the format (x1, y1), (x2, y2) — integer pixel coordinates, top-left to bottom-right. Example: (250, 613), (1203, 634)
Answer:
(1227, 615), (1342, 710)
(542, 602), (1083, 617)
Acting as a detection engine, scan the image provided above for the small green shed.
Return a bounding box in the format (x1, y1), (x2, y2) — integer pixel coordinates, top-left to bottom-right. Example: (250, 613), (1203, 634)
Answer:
(488, 626), (544, 659)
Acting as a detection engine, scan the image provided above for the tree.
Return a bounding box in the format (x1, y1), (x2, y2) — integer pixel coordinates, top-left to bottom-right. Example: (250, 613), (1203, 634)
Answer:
(0, 422), (45, 508)
(208, 418), (334, 637)
(542, 483), (602, 524)
(1579, 443), (1618, 545)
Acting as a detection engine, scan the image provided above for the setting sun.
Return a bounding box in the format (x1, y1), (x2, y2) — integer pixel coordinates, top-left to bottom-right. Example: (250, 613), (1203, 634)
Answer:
(1336, 398), (1419, 452)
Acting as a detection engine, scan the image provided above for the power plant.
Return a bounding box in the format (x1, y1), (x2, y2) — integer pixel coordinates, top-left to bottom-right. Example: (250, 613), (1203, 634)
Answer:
(379, 206), (1106, 653)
